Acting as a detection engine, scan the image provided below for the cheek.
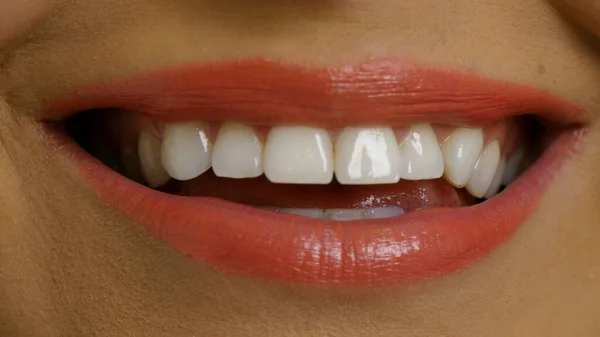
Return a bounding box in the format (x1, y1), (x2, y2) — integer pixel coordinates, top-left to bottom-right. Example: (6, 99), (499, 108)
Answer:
(549, 0), (600, 37)
(0, 0), (63, 50)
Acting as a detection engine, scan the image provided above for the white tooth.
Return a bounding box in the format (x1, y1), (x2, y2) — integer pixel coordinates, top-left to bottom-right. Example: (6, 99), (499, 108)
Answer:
(212, 123), (263, 179)
(484, 158), (506, 199)
(502, 146), (525, 186)
(326, 207), (404, 221)
(335, 127), (402, 185)
(264, 126), (334, 184)
(327, 209), (368, 221)
(138, 131), (171, 187)
(360, 207), (405, 219)
(399, 124), (444, 180)
(280, 208), (327, 219)
(161, 122), (212, 181)
(441, 128), (484, 187)
(466, 141), (501, 198)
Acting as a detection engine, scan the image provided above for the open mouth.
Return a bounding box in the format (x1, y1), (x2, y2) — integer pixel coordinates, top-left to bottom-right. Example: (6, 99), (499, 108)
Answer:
(44, 59), (587, 287)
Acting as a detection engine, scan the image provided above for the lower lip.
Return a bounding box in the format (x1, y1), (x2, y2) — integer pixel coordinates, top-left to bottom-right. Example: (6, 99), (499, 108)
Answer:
(47, 126), (584, 287)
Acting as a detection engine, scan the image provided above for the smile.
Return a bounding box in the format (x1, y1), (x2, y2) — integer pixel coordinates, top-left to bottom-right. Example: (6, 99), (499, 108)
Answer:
(43, 59), (587, 287)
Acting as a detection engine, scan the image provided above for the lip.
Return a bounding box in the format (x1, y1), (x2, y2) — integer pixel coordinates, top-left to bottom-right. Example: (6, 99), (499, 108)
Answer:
(45, 59), (587, 287)
(47, 59), (586, 126)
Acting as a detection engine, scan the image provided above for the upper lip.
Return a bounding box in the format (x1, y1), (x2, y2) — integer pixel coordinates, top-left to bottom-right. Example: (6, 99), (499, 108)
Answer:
(46, 59), (587, 126)
(45, 58), (587, 288)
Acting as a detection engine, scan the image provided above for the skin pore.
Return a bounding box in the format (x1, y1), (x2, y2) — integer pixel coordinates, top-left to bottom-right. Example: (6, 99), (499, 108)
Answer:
(1, 0), (600, 336)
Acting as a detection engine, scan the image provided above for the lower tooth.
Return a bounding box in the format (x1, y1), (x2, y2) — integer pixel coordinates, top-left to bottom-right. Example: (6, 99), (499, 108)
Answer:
(279, 208), (327, 219)
(327, 207), (405, 221)
(264, 207), (405, 221)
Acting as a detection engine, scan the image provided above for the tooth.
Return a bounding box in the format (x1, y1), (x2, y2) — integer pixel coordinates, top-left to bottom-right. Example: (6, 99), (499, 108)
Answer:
(264, 126), (334, 184)
(212, 123), (263, 179)
(502, 146), (525, 186)
(484, 158), (506, 199)
(466, 140), (501, 198)
(327, 209), (370, 221)
(138, 130), (170, 187)
(362, 206), (405, 219)
(441, 128), (484, 187)
(161, 122), (212, 181)
(280, 208), (327, 219)
(335, 127), (402, 185)
(399, 124), (444, 180)
(326, 207), (405, 221)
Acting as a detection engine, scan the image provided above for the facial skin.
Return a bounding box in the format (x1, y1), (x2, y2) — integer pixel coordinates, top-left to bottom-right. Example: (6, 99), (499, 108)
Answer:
(1, 0), (600, 336)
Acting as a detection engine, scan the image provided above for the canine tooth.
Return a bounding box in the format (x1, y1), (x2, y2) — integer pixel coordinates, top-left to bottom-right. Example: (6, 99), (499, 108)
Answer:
(399, 124), (444, 180)
(212, 123), (263, 179)
(138, 131), (170, 187)
(264, 126), (334, 184)
(335, 127), (402, 185)
(442, 128), (484, 187)
(484, 158), (506, 199)
(502, 146), (526, 186)
(161, 122), (212, 181)
(466, 141), (501, 198)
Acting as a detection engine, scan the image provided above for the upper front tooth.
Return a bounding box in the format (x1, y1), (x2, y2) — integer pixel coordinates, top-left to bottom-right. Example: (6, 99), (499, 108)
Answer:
(466, 140), (501, 198)
(264, 126), (334, 184)
(212, 123), (263, 179)
(138, 130), (170, 188)
(399, 124), (444, 180)
(442, 127), (484, 187)
(161, 122), (212, 181)
(335, 127), (402, 185)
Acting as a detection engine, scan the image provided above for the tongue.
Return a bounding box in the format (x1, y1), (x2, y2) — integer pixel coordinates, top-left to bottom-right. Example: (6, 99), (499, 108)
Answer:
(160, 172), (476, 212)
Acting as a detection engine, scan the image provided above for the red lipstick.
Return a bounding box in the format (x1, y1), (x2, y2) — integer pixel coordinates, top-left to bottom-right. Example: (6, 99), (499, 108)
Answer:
(46, 59), (587, 287)
(47, 59), (586, 126)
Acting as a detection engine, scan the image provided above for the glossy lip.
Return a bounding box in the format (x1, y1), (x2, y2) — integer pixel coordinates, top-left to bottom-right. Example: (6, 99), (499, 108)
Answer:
(45, 59), (587, 287)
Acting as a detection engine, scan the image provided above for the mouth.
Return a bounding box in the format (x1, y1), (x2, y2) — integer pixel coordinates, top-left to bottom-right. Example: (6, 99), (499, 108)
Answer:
(44, 59), (587, 287)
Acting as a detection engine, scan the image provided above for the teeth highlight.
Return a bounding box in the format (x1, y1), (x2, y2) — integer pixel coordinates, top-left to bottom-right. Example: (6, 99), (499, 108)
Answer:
(466, 140), (501, 198)
(264, 126), (334, 184)
(161, 122), (212, 181)
(399, 124), (444, 180)
(484, 158), (506, 199)
(212, 123), (263, 179)
(335, 127), (402, 185)
(138, 131), (171, 187)
(442, 128), (484, 188)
